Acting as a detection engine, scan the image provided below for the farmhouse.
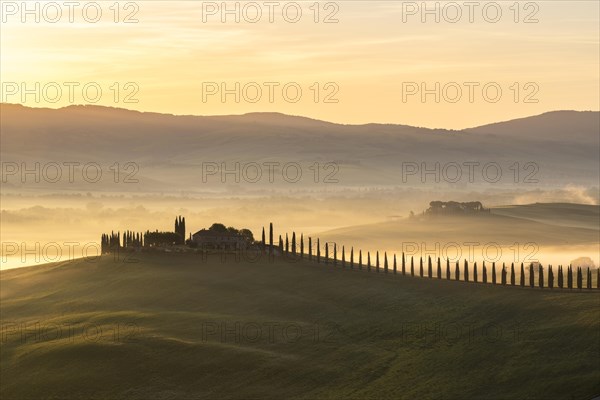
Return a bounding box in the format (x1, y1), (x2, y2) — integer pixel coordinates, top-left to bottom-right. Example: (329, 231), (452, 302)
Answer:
(192, 229), (249, 250)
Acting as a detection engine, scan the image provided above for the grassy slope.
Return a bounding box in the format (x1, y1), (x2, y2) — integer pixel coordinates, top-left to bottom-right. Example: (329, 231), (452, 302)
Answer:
(492, 203), (600, 231)
(1, 253), (599, 400)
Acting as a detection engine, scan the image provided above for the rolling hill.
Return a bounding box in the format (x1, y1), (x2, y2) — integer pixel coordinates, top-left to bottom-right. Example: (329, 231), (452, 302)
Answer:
(314, 203), (600, 267)
(1, 253), (599, 399)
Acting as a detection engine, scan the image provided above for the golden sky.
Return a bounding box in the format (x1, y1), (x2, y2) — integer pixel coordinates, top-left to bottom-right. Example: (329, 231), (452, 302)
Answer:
(1, 1), (599, 128)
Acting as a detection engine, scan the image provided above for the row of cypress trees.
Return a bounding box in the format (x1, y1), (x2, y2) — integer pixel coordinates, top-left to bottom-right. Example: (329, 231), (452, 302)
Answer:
(101, 231), (145, 253)
(100, 230), (182, 253)
(101, 230), (145, 253)
(267, 226), (599, 290)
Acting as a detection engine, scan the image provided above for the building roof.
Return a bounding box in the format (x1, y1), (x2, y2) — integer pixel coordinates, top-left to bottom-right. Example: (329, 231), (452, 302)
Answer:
(193, 229), (242, 237)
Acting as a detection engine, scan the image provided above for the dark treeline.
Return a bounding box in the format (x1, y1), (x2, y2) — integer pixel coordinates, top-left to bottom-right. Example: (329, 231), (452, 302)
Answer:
(100, 230), (183, 253)
(269, 226), (600, 291)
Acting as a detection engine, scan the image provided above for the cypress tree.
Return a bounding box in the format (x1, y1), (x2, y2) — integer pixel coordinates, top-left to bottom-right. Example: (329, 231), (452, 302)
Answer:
(384, 252), (389, 273)
(419, 257), (423, 277)
(558, 265), (563, 289)
(587, 268), (592, 289)
(492, 262), (496, 284)
(427, 256), (432, 279)
(437, 257), (441, 279)
(446, 258), (451, 280)
(538, 265), (544, 288)
(316, 238), (320, 263)
(529, 263), (535, 288)
(464, 260), (469, 282)
(482, 261), (487, 283)
(577, 267), (582, 290)
(411, 256), (415, 276)
(520, 263), (525, 287)
(325, 243), (329, 264)
(291, 232), (296, 254)
(359, 250), (362, 270)
(368, 252), (371, 272)
(285, 233), (289, 254)
(333, 243), (337, 266)
(473, 262), (478, 283)
(261, 228), (266, 253)
(269, 223), (273, 255)
(376, 251), (380, 273)
(510, 263), (515, 286)
(402, 252), (406, 275)
(455, 261), (460, 281)
(309, 237), (312, 260)
(567, 266), (573, 289)
(350, 247), (354, 269)
(279, 235), (283, 253)
(501, 264), (507, 285)
(548, 265), (554, 289)
(300, 234), (304, 258)
(393, 254), (397, 274)
(342, 246), (345, 268)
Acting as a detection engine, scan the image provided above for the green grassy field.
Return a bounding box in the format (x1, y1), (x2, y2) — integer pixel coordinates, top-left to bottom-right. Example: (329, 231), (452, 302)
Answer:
(1, 252), (599, 400)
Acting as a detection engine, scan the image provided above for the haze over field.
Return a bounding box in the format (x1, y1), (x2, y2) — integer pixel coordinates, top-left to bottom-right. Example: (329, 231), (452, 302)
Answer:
(1, 104), (599, 269)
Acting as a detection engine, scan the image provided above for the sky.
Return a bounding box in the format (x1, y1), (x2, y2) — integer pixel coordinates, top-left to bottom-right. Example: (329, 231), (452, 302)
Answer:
(1, 0), (599, 129)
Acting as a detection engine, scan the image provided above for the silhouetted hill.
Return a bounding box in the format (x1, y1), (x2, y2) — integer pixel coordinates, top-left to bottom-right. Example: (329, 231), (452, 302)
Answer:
(466, 110), (599, 143)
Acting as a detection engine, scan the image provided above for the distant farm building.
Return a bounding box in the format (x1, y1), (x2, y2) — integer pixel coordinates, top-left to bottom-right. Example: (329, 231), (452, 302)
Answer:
(425, 201), (488, 215)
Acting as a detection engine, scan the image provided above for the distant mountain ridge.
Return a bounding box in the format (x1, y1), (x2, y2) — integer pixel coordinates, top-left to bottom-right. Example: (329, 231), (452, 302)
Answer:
(3, 102), (596, 130)
(1, 103), (598, 191)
